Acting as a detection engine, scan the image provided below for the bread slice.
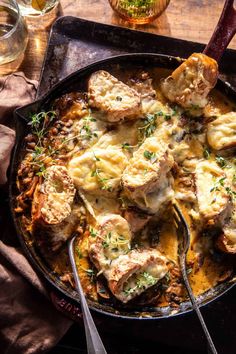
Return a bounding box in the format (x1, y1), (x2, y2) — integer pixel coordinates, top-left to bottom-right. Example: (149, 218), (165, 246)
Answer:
(68, 147), (128, 197)
(207, 112), (236, 150)
(89, 214), (132, 270)
(107, 248), (168, 303)
(161, 53), (218, 108)
(31, 165), (77, 254)
(195, 160), (231, 225)
(217, 206), (236, 254)
(122, 137), (174, 199)
(88, 70), (142, 122)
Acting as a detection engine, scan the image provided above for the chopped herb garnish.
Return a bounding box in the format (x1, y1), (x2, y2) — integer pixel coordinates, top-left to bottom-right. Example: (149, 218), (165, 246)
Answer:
(91, 168), (112, 191)
(29, 111), (57, 144)
(210, 176), (236, 200)
(123, 271), (157, 296)
(122, 142), (132, 151)
(101, 232), (112, 249)
(191, 104), (200, 110)
(92, 152), (100, 161)
(89, 227), (97, 238)
(75, 246), (83, 259)
(232, 174), (236, 185)
(102, 240), (109, 248)
(86, 269), (95, 277)
(138, 113), (158, 140)
(203, 148), (211, 160)
(118, 196), (128, 210)
(186, 267), (193, 275)
(143, 150), (157, 162)
(216, 156), (227, 169)
(79, 115), (97, 140)
(219, 177), (226, 186)
(164, 114), (171, 121)
(225, 186), (236, 199)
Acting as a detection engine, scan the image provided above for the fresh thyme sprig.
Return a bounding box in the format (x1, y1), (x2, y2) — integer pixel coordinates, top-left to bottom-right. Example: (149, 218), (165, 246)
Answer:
(80, 266), (96, 282)
(28, 110), (57, 145)
(79, 115), (98, 140)
(138, 112), (159, 140)
(27, 111), (58, 176)
(90, 152), (113, 191)
(143, 150), (157, 163)
(101, 232), (130, 251)
(91, 168), (112, 191)
(210, 176), (236, 201)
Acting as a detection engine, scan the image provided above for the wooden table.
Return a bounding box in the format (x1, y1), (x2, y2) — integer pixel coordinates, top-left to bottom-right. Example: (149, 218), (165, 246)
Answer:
(1, 0), (236, 79)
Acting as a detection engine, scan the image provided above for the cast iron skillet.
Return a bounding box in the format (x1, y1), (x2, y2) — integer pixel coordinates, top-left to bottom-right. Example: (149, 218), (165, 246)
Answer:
(10, 52), (236, 321)
(9, 0), (236, 323)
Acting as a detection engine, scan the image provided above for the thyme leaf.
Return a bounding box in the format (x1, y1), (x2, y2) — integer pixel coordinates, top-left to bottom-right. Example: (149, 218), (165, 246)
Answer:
(143, 150), (157, 162)
(203, 147), (211, 160)
(216, 156), (227, 169)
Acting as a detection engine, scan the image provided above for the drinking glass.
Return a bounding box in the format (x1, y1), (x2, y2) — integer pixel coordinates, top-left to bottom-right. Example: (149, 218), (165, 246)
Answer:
(0, 0), (28, 65)
(17, 0), (59, 16)
(108, 0), (170, 24)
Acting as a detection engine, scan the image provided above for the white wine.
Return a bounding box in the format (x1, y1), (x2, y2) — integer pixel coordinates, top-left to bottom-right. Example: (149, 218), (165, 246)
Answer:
(0, 3), (28, 65)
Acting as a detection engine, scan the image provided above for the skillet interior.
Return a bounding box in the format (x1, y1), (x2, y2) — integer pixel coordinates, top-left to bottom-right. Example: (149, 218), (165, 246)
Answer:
(10, 53), (236, 320)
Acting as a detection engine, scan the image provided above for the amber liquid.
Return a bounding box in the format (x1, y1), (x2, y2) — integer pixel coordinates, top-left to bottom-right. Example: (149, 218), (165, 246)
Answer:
(109, 0), (170, 24)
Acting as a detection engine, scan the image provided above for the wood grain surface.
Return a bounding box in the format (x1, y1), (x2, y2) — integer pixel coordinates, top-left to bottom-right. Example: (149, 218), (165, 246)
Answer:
(1, 0), (236, 79)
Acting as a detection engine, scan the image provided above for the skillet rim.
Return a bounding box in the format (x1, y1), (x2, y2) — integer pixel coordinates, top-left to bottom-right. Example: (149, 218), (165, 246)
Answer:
(10, 52), (236, 321)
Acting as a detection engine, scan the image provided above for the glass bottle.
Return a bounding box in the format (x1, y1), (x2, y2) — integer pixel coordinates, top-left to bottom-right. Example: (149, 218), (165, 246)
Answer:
(108, 0), (170, 24)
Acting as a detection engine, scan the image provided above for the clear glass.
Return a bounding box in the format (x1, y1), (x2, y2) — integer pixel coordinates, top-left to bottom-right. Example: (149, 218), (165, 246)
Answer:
(0, 0), (28, 65)
(17, 0), (59, 16)
(108, 0), (170, 24)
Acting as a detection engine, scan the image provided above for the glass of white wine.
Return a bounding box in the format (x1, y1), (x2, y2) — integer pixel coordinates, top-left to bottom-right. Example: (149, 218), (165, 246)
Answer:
(0, 0), (28, 65)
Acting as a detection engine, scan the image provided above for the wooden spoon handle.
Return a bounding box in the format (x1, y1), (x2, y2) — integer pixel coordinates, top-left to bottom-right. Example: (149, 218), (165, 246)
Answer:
(204, 0), (236, 62)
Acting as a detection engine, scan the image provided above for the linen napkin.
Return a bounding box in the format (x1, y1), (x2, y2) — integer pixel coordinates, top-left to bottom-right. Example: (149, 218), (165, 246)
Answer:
(0, 72), (72, 354)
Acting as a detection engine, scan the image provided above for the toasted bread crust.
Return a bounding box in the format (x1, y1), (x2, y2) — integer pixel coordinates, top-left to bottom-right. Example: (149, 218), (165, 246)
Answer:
(195, 160), (231, 226)
(31, 166), (77, 254)
(88, 70), (142, 122)
(161, 53), (218, 108)
(207, 112), (236, 150)
(107, 249), (168, 303)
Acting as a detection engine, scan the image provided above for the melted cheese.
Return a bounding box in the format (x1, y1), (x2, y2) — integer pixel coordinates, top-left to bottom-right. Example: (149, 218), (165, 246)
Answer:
(161, 53), (218, 108)
(41, 165), (75, 224)
(68, 147), (128, 196)
(70, 113), (107, 149)
(88, 70), (141, 122)
(122, 136), (174, 195)
(94, 121), (139, 151)
(89, 214), (132, 270)
(195, 160), (230, 222)
(207, 112), (236, 150)
(107, 249), (168, 303)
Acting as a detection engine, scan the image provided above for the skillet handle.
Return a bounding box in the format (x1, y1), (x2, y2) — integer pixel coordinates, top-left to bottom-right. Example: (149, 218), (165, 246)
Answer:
(50, 291), (83, 322)
(203, 0), (236, 62)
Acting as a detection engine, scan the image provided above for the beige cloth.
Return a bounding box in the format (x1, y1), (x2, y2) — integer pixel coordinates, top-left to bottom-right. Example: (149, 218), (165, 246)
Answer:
(0, 72), (72, 354)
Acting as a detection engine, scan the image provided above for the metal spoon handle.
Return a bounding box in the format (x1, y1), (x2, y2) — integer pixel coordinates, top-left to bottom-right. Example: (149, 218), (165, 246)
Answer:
(180, 257), (218, 354)
(69, 236), (107, 354)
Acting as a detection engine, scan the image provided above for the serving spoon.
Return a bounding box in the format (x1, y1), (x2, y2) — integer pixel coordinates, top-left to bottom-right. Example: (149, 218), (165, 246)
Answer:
(68, 236), (107, 354)
(173, 203), (218, 354)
